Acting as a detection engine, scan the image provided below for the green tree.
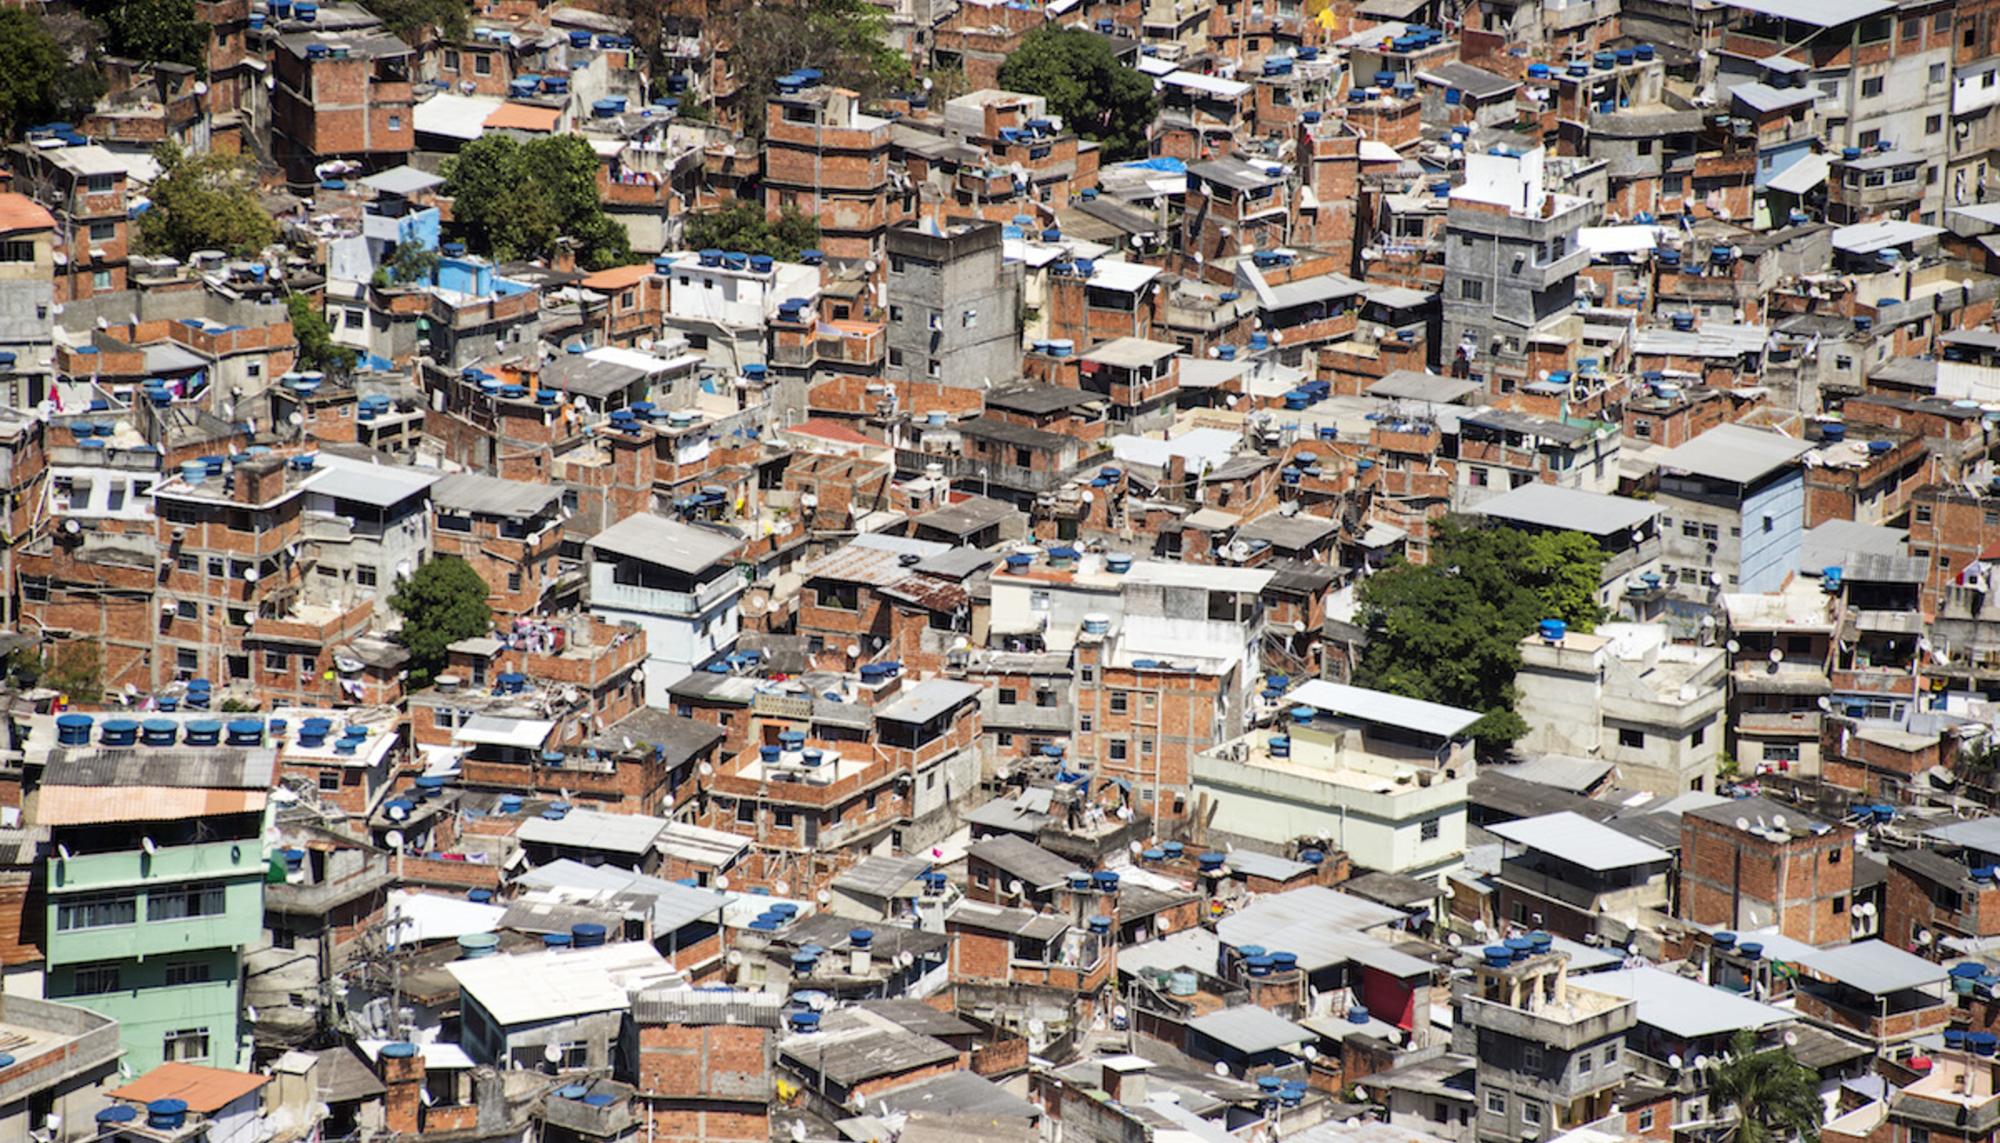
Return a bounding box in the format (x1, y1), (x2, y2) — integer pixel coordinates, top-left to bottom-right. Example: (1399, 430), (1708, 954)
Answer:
(998, 27), (1157, 161)
(44, 642), (102, 704)
(138, 141), (278, 259)
(682, 202), (820, 261)
(93, 0), (205, 69)
(380, 240), (441, 286)
(726, 0), (904, 138)
(1353, 521), (1606, 755)
(361, 0), (468, 45)
(1710, 1030), (1822, 1143)
(0, 9), (69, 142)
(389, 556), (492, 688)
(43, 12), (108, 123)
(286, 292), (356, 375)
(442, 133), (632, 270)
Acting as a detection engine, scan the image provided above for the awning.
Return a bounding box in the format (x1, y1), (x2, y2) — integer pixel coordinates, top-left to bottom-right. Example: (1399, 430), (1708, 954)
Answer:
(454, 715), (556, 749)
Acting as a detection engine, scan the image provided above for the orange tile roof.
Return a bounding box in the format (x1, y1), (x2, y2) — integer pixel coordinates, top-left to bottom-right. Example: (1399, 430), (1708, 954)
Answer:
(580, 263), (655, 291)
(0, 193), (55, 235)
(483, 103), (562, 132)
(110, 1063), (271, 1114)
(34, 786), (267, 826)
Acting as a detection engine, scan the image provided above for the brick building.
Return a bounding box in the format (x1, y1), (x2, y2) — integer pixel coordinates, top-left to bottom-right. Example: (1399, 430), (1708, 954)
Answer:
(1678, 797), (1856, 944)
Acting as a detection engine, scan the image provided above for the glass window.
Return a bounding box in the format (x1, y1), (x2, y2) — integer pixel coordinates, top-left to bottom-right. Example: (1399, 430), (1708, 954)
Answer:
(146, 885), (226, 922)
(57, 893), (137, 931)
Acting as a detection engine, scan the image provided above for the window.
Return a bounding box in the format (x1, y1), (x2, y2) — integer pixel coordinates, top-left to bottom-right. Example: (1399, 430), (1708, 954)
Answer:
(1830, 847), (1842, 864)
(1917, 504), (1933, 524)
(1619, 728), (1645, 749)
(163, 962), (213, 987)
(92, 270), (111, 291)
(1110, 691), (1129, 714)
(1578, 1052), (1594, 1075)
(444, 48), (460, 69)
(473, 54), (492, 75)
(1639, 1111), (1655, 1132)
(70, 964), (121, 995)
(163, 1029), (210, 1063)
(176, 600), (199, 620)
(147, 885), (226, 922)
(1834, 894), (1848, 914)
(734, 801), (755, 824)
(1109, 738), (1129, 761)
(817, 583), (859, 611)
(1859, 128), (1881, 148)
(998, 688), (1018, 706)
(506, 571), (522, 592)
(773, 809), (794, 828)
(1523, 1104), (1543, 1126)
(264, 651), (289, 672)
(357, 566), (377, 588)
(0, 241), (34, 263)
(1486, 1092), (1506, 1115)
(1692, 725), (1705, 748)
(1931, 63), (1947, 84)
(1523, 1045), (1543, 1070)
(1911, 1130), (1930, 1143)
(1928, 114), (1944, 135)
(1605, 1046), (1618, 1067)
(1459, 279), (1484, 302)
(318, 771), (341, 791)
(1421, 817), (1440, 841)
(88, 221), (115, 243)
(1140, 737), (1155, 757)
(57, 893), (136, 931)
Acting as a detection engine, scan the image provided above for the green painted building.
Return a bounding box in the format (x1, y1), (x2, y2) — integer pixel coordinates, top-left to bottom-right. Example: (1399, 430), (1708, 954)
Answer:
(37, 736), (275, 1072)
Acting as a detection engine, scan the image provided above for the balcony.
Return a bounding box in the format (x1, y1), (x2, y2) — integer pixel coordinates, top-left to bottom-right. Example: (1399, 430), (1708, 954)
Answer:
(589, 570), (740, 617)
(1509, 247), (1592, 290)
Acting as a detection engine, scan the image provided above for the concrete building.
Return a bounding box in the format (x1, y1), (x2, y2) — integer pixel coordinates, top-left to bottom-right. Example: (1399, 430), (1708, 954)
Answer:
(1441, 147), (1597, 393)
(1488, 811), (1673, 950)
(1513, 622), (1727, 797)
(0, 194), (58, 408)
(39, 738), (275, 1071)
(661, 249), (822, 377)
(300, 454), (438, 618)
(584, 514), (743, 700)
(1652, 424), (1813, 607)
(1453, 949), (1635, 1143)
(1193, 680), (1478, 880)
(883, 221), (1022, 390)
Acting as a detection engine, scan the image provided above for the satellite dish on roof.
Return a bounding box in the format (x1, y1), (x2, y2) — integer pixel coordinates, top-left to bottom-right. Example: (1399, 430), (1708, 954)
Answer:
(726, 949), (742, 965)
(544, 1043), (563, 1064)
(1772, 814), (1788, 829)
(1302, 1044), (1318, 1060)
(774, 880), (790, 895)
(1214, 1061), (1231, 1076)
(817, 889), (832, 904)
(386, 829), (404, 849)
(716, 875), (730, 889)
(1768, 647), (1783, 664)
(1735, 818), (1750, 831)
(289, 412), (304, 426)
(1726, 639), (1740, 654)
(1783, 1031), (1799, 1047)
(897, 950), (914, 967)
(1693, 1055), (1710, 1071)
(1008, 879), (1025, 896)
(1130, 840), (1144, 855)
(1667, 1054), (1683, 1069)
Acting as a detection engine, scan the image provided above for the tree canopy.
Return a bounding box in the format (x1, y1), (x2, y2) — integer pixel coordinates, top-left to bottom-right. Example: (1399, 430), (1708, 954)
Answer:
(442, 133), (632, 270)
(1353, 521), (1606, 754)
(1710, 1030), (1822, 1143)
(138, 141), (278, 259)
(682, 203), (821, 262)
(286, 292), (355, 376)
(389, 556), (492, 688)
(360, 0), (469, 45)
(726, 0), (904, 138)
(997, 27), (1157, 161)
(0, 9), (72, 142)
(92, 0), (205, 69)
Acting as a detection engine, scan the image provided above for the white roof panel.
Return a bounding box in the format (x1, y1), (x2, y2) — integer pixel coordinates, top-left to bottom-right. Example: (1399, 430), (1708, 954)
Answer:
(1583, 967), (1791, 1039)
(454, 715), (556, 750)
(1488, 811), (1672, 871)
(448, 942), (677, 1025)
(1287, 680), (1481, 740)
(517, 808), (669, 854)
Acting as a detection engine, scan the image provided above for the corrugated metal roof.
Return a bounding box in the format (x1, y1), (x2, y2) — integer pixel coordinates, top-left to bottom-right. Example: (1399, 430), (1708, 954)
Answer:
(968, 834), (1076, 889)
(1469, 483), (1657, 537)
(1653, 423), (1810, 484)
(448, 942), (677, 1025)
(45, 747), (275, 789)
(517, 808), (668, 854)
(634, 986), (784, 1027)
(876, 680), (982, 724)
(36, 785), (266, 826)
(1188, 1006), (1311, 1054)
(1287, 680), (1480, 739)
(589, 515), (741, 573)
(432, 471), (560, 518)
(831, 853), (934, 899)
(1583, 967), (1787, 1039)
(1797, 940), (1947, 993)
(1489, 811), (1672, 871)
(110, 1064), (270, 1114)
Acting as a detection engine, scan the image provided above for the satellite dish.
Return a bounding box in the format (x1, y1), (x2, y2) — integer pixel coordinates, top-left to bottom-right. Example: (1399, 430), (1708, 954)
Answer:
(544, 1043), (563, 1064)
(774, 880), (790, 895)
(1768, 647), (1783, 664)
(716, 876), (730, 889)
(243, 567), (259, 583)
(726, 949), (743, 965)
(1735, 817), (1750, 831)
(1214, 1061), (1231, 1076)
(1301, 1044), (1318, 1060)
(1817, 696), (1832, 712)
(790, 1120), (808, 1143)
(699, 762), (714, 776)
(1008, 879), (1025, 896)
(1668, 1053), (1683, 1069)
(846, 644), (860, 658)
(1447, 932), (1463, 947)
(1130, 840), (1143, 855)
(289, 411), (305, 426)
(1783, 1031), (1799, 1047)
(1693, 1055), (1709, 1071)
(385, 829), (404, 849)
(1725, 639), (1740, 654)
(1029, 1018), (1046, 1036)
(1772, 814), (1787, 829)
(1156, 915), (1172, 932)
(1354, 1086), (1370, 1101)
(896, 950), (914, 967)
(816, 889), (832, 904)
